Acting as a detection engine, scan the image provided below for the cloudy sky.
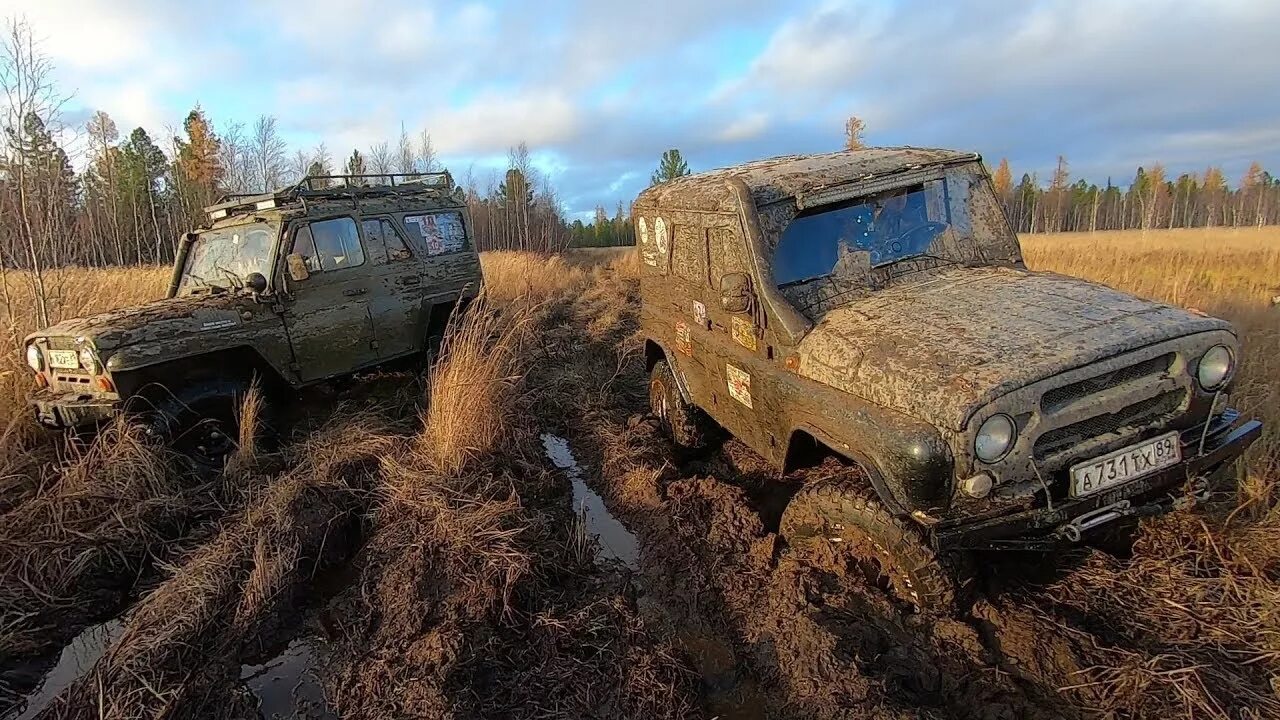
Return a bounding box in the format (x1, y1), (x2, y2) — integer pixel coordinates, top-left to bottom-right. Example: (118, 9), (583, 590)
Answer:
(7, 0), (1280, 218)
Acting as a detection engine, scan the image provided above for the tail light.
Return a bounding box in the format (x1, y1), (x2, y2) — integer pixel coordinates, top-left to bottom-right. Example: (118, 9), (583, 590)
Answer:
(95, 376), (115, 393)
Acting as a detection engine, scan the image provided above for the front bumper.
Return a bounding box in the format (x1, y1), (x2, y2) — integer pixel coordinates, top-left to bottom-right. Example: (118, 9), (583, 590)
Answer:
(30, 388), (120, 429)
(933, 409), (1262, 550)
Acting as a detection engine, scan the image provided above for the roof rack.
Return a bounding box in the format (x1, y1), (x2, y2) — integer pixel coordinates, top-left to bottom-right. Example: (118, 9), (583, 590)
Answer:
(204, 171), (457, 220)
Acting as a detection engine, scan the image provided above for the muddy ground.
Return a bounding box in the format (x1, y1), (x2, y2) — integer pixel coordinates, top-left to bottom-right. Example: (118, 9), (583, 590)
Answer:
(3, 260), (1278, 719)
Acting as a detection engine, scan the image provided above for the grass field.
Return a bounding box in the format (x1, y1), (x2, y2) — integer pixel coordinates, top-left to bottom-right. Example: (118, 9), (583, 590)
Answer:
(1, 230), (1278, 719)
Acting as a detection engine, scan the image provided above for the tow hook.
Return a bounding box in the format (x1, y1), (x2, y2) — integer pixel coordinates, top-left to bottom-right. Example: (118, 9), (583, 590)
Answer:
(1056, 500), (1132, 543)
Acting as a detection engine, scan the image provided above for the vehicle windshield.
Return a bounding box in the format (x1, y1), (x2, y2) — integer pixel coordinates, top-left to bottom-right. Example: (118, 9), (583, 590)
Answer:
(772, 167), (1020, 319)
(179, 222), (277, 293)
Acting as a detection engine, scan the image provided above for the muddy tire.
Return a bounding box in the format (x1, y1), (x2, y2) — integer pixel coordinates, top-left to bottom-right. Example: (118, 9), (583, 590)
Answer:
(781, 474), (963, 614)
(649, 359), (710, 450)
(148, 377), (266, 472)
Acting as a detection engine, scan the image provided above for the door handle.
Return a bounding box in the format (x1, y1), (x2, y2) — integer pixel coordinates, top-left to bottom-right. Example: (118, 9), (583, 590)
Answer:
(343, 287), (368, 296)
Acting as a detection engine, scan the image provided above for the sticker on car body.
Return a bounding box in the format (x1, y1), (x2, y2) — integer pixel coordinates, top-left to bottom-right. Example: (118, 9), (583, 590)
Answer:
(731, 316), (757, 351)
(675, 321), (692, 356)
(693, 300), (707, 327)
(726, 364), (752, 408)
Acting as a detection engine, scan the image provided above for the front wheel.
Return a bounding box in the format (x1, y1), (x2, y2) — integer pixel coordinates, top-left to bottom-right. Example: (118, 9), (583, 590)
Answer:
(147, 378), (268, 472)
(781, 473), (967, 614)
(648, 359), (711, 450)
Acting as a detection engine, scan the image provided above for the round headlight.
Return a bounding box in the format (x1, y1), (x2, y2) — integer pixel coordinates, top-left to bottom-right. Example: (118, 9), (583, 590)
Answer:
(79, 347), (100, 375)
(25, 344), (43, 372)
(975, 413), (1017, 463)
(1196, 345), (1233, 391)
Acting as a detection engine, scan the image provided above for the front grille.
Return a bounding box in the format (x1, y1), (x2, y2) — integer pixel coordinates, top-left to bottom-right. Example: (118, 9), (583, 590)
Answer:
(1033, 389), (1186, 461)
(1040, 353), (1174, 413)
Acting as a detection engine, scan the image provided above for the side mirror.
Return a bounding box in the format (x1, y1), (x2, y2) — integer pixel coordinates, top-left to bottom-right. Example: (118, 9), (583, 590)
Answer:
(285, 253), (310, 282)
(720, 272), (754, 314)
(245, 272), (268, 294)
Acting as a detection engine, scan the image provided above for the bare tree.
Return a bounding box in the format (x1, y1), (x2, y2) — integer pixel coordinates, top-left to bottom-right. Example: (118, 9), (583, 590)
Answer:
(368, 141), (394, 177)
(843, 115), (866, 150)
(418, 129), (437, 173)
(218, 121), (251, 194)
(396, 123), (414, 174)
(250, 115), (286, 191)
(0, 18), (71, 327)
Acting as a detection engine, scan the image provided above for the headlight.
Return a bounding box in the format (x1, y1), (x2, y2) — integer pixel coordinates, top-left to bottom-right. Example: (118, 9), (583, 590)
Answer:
(975, 413), (1017, 463)
(1196, 345), (1233, 390)
(25, 344), (43, 372)
(79, 347), (101, 375)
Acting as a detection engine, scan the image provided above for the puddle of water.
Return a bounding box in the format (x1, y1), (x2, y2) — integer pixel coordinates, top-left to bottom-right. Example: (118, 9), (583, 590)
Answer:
(541, 433), (639, 568)
(239, 638), (335, 720)
(12, 619), (124, 720)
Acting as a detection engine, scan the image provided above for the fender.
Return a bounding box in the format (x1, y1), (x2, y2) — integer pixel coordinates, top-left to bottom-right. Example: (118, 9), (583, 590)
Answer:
(781, 375), (955, 517)
(644, 338), (694, 404)
(106, 338), (299, 388)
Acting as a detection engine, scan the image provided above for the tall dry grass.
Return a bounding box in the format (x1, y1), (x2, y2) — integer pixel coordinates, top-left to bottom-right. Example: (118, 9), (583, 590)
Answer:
(1022, 227), (1279, 479)
(0, 266), (169, 440)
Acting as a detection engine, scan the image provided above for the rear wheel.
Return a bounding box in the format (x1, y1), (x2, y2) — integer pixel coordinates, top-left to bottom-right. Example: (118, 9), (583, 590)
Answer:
(648, 359), (710, 450)
(781, 472), (966, 614)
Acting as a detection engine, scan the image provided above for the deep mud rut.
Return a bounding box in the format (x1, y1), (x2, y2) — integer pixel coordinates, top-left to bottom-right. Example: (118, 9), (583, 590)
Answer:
(5, 263), (1278, 719)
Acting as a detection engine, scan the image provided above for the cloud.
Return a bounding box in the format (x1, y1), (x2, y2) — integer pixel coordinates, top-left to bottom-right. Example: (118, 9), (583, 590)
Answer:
(4, 0), (1279, 217)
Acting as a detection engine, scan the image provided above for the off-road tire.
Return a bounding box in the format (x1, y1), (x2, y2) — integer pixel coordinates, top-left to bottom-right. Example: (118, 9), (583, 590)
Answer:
(781, 474), (964, 614)
(148, 377), (268, 472)
(649, 359), (709, 450)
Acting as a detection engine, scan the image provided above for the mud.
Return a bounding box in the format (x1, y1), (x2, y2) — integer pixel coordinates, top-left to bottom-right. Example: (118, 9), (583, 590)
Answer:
(9, 620), (123, 720)
(542, 432), (639, 567)
(239, 638), (334, 720)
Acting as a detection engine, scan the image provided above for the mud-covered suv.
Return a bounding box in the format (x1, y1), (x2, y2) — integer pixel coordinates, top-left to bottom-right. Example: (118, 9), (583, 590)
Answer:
(636, 148), (1262, 610)
(24, 173), (481, 465)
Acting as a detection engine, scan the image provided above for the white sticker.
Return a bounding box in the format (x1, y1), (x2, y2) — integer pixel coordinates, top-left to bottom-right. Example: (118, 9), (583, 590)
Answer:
(638, 217), (650, 246)
(726, 364), (752, 409)
(654, 217), (668, 256)
(693, 300), (707, 326)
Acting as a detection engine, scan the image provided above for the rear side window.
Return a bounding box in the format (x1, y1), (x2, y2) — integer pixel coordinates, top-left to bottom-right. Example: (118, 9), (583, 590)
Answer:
(671, 224), (708, 286)
(403, 211), (468, 256)
(362, 218), (414, 263)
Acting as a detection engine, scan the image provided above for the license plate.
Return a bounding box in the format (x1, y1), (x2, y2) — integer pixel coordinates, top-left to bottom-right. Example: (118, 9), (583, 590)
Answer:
(1070, 432), (1181, 497)
(47, 349), (79, 369)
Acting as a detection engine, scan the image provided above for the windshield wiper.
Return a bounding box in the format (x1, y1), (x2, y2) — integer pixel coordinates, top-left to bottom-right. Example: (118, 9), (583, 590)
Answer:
(213, 264), (245, 291)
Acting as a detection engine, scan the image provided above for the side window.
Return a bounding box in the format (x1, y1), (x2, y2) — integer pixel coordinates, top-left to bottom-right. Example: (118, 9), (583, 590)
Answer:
(708, 226), (746, 287)
(671, 224), (708, 286)
(310, 217), (365, 270)
(291, 225), (322, 273)
(362, 218), (414, 264)
(403, 211), (468, 256)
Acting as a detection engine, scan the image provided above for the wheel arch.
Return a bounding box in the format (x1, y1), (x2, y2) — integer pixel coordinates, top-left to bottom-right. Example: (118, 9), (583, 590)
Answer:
(644, 339), (693, 403)
(113, 346), (290, 407)
(783, 425), (911, 517)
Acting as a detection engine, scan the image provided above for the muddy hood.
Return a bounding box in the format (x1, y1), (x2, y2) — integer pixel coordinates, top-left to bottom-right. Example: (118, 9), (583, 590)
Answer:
(25, 294), (245, 352)
(794, 266), (1228, 432)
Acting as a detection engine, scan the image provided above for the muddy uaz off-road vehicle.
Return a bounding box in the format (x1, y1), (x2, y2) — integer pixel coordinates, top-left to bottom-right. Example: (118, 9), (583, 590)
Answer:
(636, 148), (1262, 610)
(24, 172), (481, 466)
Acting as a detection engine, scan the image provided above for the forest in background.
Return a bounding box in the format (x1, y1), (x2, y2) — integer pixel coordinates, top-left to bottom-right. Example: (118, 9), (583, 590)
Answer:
(3, 16), (1279, 283)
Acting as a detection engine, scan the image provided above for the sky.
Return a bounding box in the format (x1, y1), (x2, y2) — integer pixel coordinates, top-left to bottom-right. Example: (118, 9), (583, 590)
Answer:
(5, 0), (1280, 220)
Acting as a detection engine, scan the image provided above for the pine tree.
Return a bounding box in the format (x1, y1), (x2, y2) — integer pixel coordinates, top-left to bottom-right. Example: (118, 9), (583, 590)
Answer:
(650, 149), (691, 185)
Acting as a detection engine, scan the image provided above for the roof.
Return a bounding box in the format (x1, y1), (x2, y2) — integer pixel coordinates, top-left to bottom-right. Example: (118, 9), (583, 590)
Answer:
(635, 147), (979, 212)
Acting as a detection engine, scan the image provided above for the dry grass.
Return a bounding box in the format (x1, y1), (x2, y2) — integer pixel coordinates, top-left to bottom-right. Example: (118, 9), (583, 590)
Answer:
(1022, 227), (1279, 479)
(1022, 228), (1280, 718)
(480, 251), (592, 304)
(0, 266), (169, 439)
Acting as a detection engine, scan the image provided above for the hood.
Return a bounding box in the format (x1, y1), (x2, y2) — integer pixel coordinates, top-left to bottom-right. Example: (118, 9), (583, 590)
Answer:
(794, 266), (1228, 432)
(25, 293), (246, 352)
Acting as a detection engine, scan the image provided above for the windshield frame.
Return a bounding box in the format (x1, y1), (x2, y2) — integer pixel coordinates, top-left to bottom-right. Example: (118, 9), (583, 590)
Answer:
(765, 163), (1022, 319)
(177, 219), (281, 295)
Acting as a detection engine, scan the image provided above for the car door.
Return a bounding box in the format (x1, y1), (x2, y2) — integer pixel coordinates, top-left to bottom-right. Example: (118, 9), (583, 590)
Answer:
(684, 220), (776, 456)
(280, 216), (378, 382)
(361, 216), (427, 359)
